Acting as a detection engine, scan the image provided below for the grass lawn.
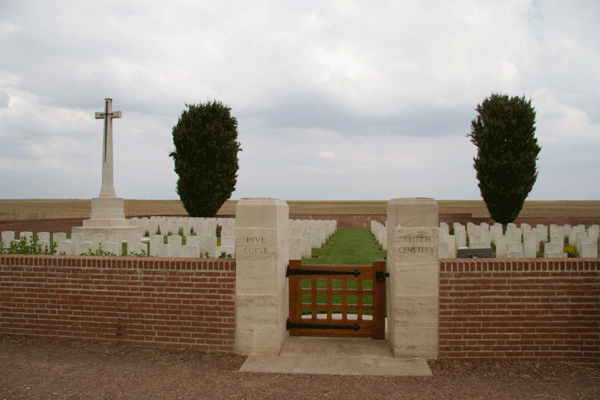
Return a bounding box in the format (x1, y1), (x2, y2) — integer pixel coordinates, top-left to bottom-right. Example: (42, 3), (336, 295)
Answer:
(299, 228), (387, 314)
(301, 227), (387, 266)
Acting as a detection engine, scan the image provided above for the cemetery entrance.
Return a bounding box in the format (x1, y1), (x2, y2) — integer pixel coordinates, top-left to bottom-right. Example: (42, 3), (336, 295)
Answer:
(287, 259), (387, 339)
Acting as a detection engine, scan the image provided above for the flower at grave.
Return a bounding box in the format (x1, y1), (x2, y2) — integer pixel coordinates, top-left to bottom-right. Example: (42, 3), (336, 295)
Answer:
(563, 246), (578, 258)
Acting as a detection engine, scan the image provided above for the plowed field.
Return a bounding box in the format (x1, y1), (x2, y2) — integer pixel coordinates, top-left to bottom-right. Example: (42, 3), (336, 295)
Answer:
(1, 199), (599, 220)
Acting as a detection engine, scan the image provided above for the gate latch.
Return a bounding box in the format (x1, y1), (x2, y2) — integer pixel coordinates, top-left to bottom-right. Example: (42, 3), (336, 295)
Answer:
(376, 271), (389, 283)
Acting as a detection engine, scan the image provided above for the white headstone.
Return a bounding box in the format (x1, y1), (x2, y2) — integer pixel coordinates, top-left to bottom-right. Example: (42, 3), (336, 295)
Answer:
(580, 242), (598, 258)
(20, 231), (33, 243)
(108, 234), (123, 244)
(490, 223), (503, 243)
(168, 235), (182, 246)
(220, 236), (235, 247)
(439, 222), (449, 237)
(153, 244), (171, 257)
(546, 251), (567, 258)
(105, 241), (120, 255)
(182, 245), (199, 258)
(199, 236), (217, 258)
(544, 242), (562, 257)
(91, 233), (106, 247)
(443, 235), (456, 258)
(53, 232), (67, 244)
(508, 242), (524, 253)
(128, 242), (147, 255)
(588, 225), (599, 241)
(127, 234), (142, 245)
(1, 231), (15, 245)
(72, 233), (85, 244)
(495, 235), (508, 258)
(38, 232), (51, 242)
(56, 241), (73, 255)
(523, 234), (538, 258)
(455, 230), (467, 248)
(289, 237), (302, 260)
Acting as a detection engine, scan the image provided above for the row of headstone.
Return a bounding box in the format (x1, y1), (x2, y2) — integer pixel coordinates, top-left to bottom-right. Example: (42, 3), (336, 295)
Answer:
(438, 222), (599, 258)
(129, 216), (236, 257)
(1, 231), (53, 251)
(1, 217), (336, 259)
(129, 216), (237, 256)
(289, 219), (337, 260)
(129, 216), (235, 237)
(368, 222), (599, 259)
(371, 221), (387, 250)
(130, 217), (336, 259)
(147, 234), (221, 258)
(0, 230), (227, 258)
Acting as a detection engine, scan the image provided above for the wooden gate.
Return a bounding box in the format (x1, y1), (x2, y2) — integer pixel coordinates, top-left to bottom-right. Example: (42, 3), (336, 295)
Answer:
(287, 259), (387, 339)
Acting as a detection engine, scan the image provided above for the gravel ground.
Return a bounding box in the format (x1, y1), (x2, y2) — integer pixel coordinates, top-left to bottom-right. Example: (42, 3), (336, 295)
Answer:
(1, 335), (598, 400)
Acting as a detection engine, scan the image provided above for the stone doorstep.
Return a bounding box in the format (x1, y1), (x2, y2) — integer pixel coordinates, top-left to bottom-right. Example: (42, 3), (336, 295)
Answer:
(239, 318), (430, 377)
(239, 337), (432, 377)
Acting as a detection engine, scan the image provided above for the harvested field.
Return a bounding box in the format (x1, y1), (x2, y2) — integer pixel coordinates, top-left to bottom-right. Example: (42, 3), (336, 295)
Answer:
(1, 199), (599, 220)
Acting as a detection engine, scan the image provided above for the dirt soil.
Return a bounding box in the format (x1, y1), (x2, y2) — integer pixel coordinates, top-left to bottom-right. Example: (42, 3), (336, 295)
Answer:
(1, 335), (598, 400)
(2, 199), (600, 220)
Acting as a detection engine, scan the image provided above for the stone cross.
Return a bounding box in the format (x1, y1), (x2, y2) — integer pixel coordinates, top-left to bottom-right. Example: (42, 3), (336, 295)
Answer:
(95, 98), (121, 198)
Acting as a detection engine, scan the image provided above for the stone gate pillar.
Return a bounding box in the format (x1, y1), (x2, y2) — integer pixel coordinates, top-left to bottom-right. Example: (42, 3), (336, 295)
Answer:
(235, 198), (289, 355)
(387, 198), (439, 358)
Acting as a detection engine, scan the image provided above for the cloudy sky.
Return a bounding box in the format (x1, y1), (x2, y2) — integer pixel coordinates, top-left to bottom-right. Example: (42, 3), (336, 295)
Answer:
(1, 0), (598, 201)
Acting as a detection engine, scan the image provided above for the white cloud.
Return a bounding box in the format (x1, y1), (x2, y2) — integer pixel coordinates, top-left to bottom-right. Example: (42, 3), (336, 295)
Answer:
(314, 47), (366, 80)
(533, 88), (600, 143)
(319, 151), (336, 159)
(0, 0), (598, 200)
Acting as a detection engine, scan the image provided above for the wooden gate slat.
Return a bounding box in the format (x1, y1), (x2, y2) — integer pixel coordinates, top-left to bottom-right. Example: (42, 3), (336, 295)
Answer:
(372, 260), (386, 339)
(288, 259), (302, 337)
(311, 277), (317, 320)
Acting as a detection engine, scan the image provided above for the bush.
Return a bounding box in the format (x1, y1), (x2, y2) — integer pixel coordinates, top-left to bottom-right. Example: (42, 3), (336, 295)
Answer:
(0, 235), (57, 255)
(563, 246), (579, 258)
(467, 93), (541, 226)
(170, 100), (242, 217)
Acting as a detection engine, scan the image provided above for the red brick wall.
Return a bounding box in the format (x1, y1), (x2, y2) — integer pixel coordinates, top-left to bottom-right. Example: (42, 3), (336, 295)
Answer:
(439, 259), (600, 363)
(0, 255), (236, 352)
(3, 255), (599, 362)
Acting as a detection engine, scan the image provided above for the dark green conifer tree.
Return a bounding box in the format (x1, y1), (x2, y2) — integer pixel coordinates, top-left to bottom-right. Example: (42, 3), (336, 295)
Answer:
(467, 93), (541, 226)
(170, 100), (241, 217)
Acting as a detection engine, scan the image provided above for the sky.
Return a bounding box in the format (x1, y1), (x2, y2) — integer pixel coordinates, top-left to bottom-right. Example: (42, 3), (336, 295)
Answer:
(1, 0), (599, 201)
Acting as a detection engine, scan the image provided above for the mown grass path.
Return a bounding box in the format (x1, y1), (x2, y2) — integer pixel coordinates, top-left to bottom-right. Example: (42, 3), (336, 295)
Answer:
(301, 228), (387, 266)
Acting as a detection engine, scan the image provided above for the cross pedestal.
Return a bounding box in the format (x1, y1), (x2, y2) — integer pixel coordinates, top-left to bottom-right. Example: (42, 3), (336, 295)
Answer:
(72, 98), (142, 241)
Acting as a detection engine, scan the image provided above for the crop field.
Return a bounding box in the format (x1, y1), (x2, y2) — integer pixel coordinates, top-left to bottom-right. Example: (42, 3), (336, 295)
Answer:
(0, 199), (599, 220)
